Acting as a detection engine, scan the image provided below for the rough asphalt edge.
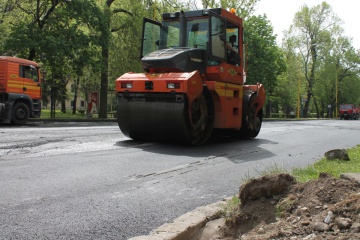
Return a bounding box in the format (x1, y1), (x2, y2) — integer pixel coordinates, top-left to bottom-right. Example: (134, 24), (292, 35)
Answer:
(128, 173), (360, 240)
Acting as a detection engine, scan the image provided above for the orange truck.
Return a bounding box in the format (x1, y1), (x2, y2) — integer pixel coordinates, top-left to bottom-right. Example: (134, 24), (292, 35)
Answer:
(115, 8), (265, 145)
(0, 56), (42, 124)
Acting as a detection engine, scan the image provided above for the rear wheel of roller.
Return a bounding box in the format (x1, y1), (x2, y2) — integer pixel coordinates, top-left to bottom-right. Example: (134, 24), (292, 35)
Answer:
(239, 94), (263, 138)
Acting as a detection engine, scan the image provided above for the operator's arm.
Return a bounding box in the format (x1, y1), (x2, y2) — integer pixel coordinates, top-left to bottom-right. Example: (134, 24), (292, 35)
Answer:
(226, 42), (237, 52)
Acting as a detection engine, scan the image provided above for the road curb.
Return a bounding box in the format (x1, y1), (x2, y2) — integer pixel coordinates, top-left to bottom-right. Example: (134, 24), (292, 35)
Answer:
(340, 172), (360, 184)
(128, 199), (228, 240)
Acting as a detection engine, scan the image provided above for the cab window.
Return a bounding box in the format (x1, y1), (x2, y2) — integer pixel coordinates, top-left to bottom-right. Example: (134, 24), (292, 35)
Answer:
(20, 65), (39, 82)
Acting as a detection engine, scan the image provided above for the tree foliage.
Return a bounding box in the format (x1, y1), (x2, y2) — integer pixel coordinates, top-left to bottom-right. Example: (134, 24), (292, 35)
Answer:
(245, 15), (286, 117)
(1, 0), (102, 115)
(1, 0), (358, 119)
(197, 0), (259, 19)
(284, 1), (360, 117)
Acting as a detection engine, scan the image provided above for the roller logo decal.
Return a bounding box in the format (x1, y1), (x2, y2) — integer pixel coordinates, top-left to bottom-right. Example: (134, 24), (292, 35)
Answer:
(228, 68), (236, 76)
(147, 73), (161, 77)
(10, 74), (17, 78)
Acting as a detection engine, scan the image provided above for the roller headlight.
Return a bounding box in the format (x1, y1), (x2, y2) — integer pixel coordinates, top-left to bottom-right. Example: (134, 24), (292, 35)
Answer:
(167, 83), (180, 89)
(121, 83), (133, 89)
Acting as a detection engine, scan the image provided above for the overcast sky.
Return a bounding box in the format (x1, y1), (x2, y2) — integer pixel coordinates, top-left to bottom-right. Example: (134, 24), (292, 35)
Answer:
(255, 0), (360, 49)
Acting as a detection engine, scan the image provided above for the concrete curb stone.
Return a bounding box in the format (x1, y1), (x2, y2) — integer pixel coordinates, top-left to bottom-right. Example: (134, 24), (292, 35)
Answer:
(128, 199), (229, 240)
(340, 172), (360, 184)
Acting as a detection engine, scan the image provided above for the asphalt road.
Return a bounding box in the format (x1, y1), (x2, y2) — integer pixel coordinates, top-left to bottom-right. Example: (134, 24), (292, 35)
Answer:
(0, 120), (359, 239)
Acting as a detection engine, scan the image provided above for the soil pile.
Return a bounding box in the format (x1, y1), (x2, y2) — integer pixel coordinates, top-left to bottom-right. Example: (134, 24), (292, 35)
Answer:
(205, 173), (360, 240)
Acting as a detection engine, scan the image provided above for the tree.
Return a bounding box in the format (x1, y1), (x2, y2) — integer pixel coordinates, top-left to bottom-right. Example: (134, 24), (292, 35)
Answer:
(245, 15), (286, 117)
(284, 2), (360, 118)
(1, 0), (107, 117)
(99, 0), (191, 117)
(332, 38), (360, 107)
(315, 36), (360, 117)
(96, 0), (136, 118)
(286, 2), (341, 117)
(196, 0), (259, 18)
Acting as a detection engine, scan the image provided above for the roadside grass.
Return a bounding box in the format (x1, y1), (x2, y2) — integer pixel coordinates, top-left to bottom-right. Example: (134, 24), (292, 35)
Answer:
(240, 162), (290, 184)
(40, 110), (116, 119)
(248, 144), (360, 188)
(244, 145), (360, 183)
(221, 195), (240, 220)
(292, 144), (360, 182)
(41, 110), (87, 119)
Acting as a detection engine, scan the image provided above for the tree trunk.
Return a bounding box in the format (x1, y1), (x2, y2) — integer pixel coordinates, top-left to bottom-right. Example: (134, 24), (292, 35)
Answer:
(99, 44), (109, 118)
(98, 3), (112, 119)
(312, 95), (319, 118)
(265, 99), (271, 118)
(51, 83), (56, 118)
(51, 97), (55, 118)
(72, 77), (80, 114)
(61, 100), (66, 113)
(303, 91), (311, 118)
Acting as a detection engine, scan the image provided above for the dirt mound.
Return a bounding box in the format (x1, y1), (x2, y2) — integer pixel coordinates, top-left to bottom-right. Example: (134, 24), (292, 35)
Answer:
(219, 173), (360, 240)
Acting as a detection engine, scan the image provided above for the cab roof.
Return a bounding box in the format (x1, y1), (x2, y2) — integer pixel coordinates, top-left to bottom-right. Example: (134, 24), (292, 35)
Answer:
(0, 56), (39, 67)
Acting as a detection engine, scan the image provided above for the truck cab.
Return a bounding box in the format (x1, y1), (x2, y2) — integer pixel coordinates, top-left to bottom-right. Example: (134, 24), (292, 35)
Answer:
(0, 56), (42, 124)
(339, 104), (359, 120)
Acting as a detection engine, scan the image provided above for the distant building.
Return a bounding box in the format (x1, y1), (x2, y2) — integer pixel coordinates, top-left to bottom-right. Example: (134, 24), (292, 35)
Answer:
(42, 80), (87, 113)
(67, 81), (87, 112)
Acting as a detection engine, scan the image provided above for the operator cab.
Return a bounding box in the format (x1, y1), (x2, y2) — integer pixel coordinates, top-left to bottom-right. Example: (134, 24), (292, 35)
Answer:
(140, 8), (243, 74)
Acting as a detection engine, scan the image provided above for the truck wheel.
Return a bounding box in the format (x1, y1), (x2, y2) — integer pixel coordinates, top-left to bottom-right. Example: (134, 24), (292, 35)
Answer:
(11, 102), (30, 125)
(0, 103), (5, 119)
